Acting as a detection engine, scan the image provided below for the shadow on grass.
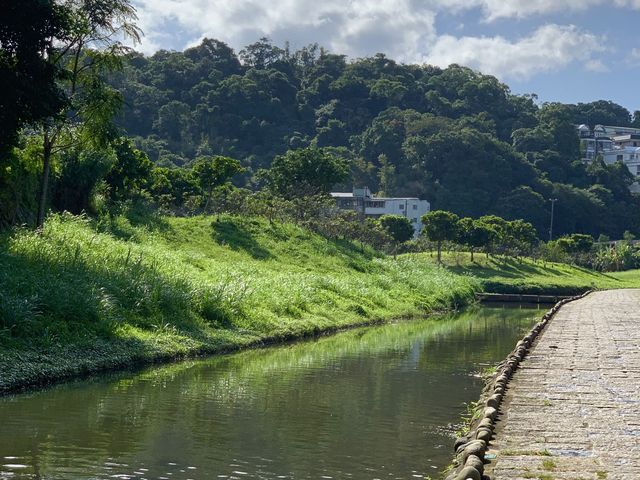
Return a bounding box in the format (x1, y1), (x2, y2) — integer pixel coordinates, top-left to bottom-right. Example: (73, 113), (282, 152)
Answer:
(211, 218), (273, 260)
(98, 206), (172, 242)
(449, 257), (573, 280)
(125, 207), (171, 232)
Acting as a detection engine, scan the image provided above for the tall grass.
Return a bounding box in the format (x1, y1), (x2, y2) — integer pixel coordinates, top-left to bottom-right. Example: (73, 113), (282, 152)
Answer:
(0, 212), (480, 391)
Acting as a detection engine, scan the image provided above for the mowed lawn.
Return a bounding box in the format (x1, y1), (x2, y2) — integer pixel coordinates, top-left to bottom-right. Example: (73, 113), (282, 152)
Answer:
(408, 251), (640, 294)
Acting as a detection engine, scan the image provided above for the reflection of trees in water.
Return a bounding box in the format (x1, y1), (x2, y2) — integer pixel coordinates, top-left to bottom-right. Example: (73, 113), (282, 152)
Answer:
(0, 307), (539, 478)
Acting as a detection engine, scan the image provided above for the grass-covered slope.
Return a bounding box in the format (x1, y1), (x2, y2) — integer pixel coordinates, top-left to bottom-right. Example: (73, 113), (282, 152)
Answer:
(415, 252), (640, 295)
(0, 213), (479, 392)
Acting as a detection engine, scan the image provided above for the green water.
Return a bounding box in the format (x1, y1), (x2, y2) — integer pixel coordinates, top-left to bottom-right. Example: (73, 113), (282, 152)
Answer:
(0, 306), (541, 480)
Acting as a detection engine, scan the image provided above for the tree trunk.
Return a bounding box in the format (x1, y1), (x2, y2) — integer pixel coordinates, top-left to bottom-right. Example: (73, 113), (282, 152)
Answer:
(204, 185), (213, 213)
(36, 133), (53, 229)
(437, 241), (442, 264)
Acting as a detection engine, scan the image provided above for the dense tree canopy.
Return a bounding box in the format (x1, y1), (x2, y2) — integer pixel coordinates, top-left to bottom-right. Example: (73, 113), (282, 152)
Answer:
(0, 0), (70, 151)
(261, 147), (348, 198)
(102, 37), (640, 239)
(378, 214), (414, 245)
(3, 29), (640, 239)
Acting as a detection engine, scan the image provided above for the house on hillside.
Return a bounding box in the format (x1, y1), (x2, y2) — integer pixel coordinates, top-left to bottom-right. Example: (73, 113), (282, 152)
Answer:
(577, 124), (613, 160)
(577, 124), (640, 191)
(602, 147), (640, 192)
(330, 187), (430, 237)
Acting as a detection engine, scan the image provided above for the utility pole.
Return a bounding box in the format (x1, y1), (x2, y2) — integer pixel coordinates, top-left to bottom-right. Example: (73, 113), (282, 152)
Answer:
(549, 198), (558, 241)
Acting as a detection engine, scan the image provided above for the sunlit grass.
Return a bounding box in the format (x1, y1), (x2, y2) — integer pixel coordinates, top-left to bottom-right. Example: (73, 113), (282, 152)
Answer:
(0, 212), (480, 391)
(409, 251), (640, 294)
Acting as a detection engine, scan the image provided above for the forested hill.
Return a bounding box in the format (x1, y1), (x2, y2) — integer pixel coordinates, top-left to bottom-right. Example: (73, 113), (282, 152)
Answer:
(111, 37), (640, 238)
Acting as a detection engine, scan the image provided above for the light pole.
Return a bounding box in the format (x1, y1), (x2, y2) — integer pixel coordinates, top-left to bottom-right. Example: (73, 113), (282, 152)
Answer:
(549, 198), (558, 241)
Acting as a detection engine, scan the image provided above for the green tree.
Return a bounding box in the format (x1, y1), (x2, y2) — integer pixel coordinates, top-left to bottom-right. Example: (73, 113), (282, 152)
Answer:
(53, 145), (115, 213)
(573, 100), (631, 127)
(557, 233), (594, 255)
(378, 214), (414, 245)
(504, 219), (538, 258)
(0, 0), (71, 152)
(34, 0), (141, 228)
(377, 153), (396, 196)
(239, 37), (285, 69)
(104, 138), (153, 202)
(476, 215), (508, 255)
(457, 217), (493, 262)
(192, 155), (244, 211)
(494, 186), (548, 236)
(537, 103), (581, 159)
(262, 147), (348, 199)
(510, 127), (553, 153)
(556, 233), (594, 266)
(421, 210), (460, 263)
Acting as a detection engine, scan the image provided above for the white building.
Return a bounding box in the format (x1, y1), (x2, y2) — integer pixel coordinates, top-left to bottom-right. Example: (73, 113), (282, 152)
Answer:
(578, 124), (640, 191)
(603, 147), (640, 192)
(611, 133), (640, 148)
(331, 187), (430, 237)
(578, 124), (613, 160)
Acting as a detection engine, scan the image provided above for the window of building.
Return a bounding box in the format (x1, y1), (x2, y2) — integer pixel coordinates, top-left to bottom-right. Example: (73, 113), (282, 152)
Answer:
(411, 218), (417, 223)
(412, 204), (417, 210)
(399, 204), (404, 210)
(617, 154), (624, 161)
(365, 200), (385, 208)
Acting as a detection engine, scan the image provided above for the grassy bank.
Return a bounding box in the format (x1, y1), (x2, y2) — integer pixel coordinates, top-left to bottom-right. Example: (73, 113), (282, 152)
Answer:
(4, 213), (640, 394)
(0, 213), (479, 393)
(412, 252), (640, 295)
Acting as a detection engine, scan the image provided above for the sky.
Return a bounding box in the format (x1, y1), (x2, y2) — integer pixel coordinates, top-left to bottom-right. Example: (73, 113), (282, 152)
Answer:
(130, 0), (640, 113)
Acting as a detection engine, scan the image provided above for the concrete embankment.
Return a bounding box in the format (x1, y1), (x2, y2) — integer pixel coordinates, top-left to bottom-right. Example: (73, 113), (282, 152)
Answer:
(448, 289), (640, 480)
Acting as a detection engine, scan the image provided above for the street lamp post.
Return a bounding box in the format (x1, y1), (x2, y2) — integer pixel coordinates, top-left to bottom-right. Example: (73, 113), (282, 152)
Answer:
(549, 198), (558, 241)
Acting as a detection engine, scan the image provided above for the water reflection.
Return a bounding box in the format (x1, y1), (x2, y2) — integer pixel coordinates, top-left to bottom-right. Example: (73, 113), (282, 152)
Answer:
(0, 305), (540, 480)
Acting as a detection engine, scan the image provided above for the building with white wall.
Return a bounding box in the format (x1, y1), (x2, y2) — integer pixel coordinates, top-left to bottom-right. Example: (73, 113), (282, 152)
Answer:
(578, 124), (640, 191)
(331, 187), (430, 237)
(603, 147), (640, 192)
(578, 124), (612, 160)
(611, 133), (640, 148)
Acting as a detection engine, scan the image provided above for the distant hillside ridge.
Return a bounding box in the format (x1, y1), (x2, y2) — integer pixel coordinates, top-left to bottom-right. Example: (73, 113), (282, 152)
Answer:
(109, 38), (640, 238)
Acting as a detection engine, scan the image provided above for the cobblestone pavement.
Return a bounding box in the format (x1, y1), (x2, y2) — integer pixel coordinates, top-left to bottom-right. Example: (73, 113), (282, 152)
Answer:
(486, 289), (640, 480)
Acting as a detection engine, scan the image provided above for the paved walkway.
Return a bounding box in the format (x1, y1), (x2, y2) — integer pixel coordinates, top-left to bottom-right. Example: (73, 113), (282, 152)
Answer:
(486, 289), (640, 480)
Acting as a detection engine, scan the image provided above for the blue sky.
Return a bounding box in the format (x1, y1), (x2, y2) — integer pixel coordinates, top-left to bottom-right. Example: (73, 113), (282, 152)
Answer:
(131, 0), (640, 113)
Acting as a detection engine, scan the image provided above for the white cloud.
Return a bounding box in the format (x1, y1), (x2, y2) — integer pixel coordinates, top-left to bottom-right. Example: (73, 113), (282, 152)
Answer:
(585, 59), (608, 72)
(467, 0), (603, 21)
(626, 47), (640, 66)
(425, 24), (606, 80)
(130, 1), (616, 81)
(132, 0), (437, 62)
(612, 0), (640, 9)
(434, 0), (640, 21)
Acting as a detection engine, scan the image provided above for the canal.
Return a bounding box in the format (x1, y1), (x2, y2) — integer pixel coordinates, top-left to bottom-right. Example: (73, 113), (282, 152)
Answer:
(0, 305), (541, 480)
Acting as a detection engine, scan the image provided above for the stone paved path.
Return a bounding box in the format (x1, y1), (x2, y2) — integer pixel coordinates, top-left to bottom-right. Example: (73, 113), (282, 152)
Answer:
(486, 289), (640, 480)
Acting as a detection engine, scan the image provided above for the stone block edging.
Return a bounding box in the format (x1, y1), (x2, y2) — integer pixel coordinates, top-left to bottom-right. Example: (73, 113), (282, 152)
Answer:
(444, 290), (593, 480)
